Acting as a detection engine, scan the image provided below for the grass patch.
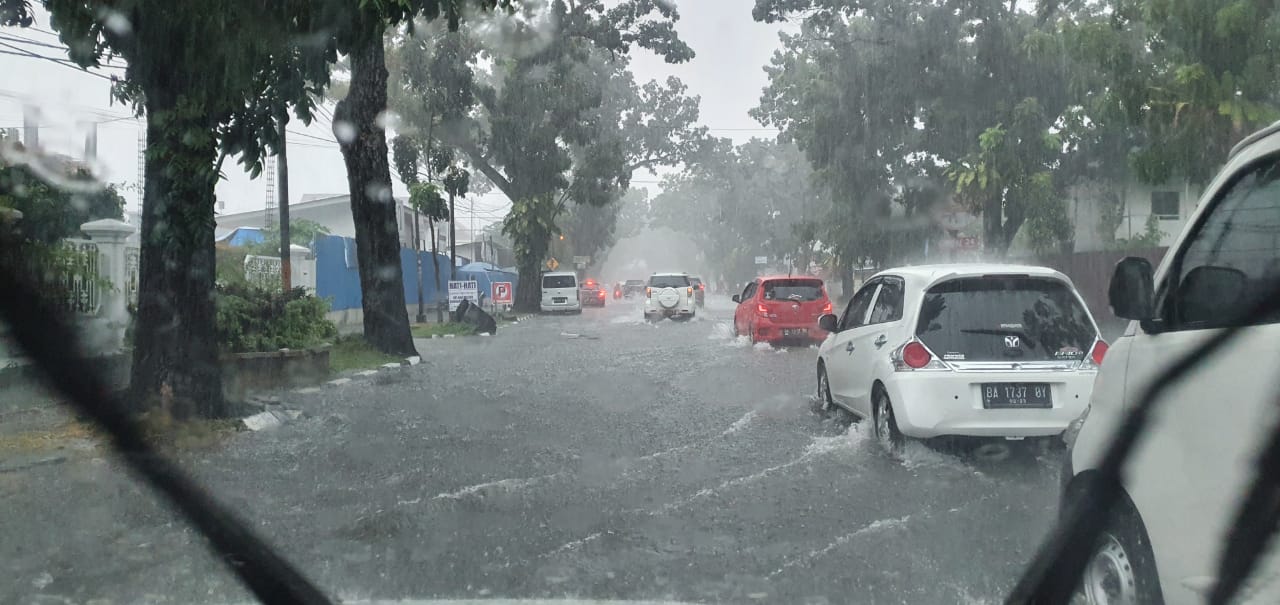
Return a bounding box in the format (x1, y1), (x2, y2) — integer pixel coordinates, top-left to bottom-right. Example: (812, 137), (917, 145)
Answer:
(411, 322), (479, 338)
(0, 421), (99, 455)
(329, 335), (401, 373)
(135, 410), (242, 450)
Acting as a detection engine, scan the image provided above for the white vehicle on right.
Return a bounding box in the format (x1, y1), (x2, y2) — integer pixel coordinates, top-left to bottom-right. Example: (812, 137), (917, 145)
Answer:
(1064, 121), (1280, 604)
(815, 264), (1104, 449)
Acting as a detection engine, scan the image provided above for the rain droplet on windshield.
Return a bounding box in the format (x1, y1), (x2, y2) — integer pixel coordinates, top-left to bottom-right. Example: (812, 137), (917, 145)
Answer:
(100, 10), (133, 35)
(374, 110), (401, 131)
(334, 121), (357, 144)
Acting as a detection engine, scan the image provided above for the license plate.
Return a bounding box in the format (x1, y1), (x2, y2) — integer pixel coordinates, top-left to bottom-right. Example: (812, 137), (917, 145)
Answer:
(552, 297), (566, 304)
(784, 328), (808, 337)
(981, 383), (1052, 409)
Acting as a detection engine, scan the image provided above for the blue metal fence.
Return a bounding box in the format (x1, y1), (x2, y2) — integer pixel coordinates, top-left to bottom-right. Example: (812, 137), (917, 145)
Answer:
(314, 235), (455, 312)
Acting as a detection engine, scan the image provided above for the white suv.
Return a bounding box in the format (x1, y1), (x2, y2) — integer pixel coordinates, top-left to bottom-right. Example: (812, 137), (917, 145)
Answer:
(643, 272), (696, 321)
(815, 264), (1104, 450)
(1064, 122), (1280, 604)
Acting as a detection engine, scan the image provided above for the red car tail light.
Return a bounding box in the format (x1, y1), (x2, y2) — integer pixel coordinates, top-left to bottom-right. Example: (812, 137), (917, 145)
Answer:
(1091, 339), (1108, 366)
(902, 342), (931, 369)
(756, 303), (769, 316)
(821, 301), (833, 314)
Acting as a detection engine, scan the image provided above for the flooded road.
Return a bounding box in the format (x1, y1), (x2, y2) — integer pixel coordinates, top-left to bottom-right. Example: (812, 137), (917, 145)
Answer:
(0, 295), (1064, 604)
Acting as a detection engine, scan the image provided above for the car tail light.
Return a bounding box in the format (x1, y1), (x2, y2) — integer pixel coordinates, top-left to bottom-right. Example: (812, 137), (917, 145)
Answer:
(1081, 339), (1108, 370)
(902, 342), (931, 368)
(892, 340), (949, 372)
(821, 301), (832, 314)
(757, 303), (769, 316)
(687, 286), (694, 297)
(646, 287), (652, 298)
(598, 290), (606, 298)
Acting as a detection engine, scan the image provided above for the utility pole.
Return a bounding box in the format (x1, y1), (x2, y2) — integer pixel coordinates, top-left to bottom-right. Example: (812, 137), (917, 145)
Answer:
(277, 118), (291, 291)
(414, 204), (426, 323)
(449, 190), (457, 280)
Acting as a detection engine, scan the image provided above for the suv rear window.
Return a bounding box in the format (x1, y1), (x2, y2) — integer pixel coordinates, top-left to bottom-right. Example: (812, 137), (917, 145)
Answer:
(763, 279), (824, 301)
(543, 275), (576, 289)
(649, 275), (690, 288)
(915, 276), (1095, 362)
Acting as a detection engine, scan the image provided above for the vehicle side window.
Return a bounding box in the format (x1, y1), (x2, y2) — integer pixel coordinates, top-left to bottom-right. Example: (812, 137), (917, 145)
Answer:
(838, 282), (879, 331)
(1164, 156), (1280, 330)
(867, 277), (904, 325)
(742, 282), (758, 301)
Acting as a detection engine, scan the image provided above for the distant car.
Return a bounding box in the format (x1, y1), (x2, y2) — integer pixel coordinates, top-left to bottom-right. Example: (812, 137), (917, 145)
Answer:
(815, 264), (1102, 452)
(644, 273), (696, 321)
(623, 279), (646, 298)
(612, 282), (623, 299)
(733, 276), (831, 344)
(540, 271), (581, 314)
(688, 275), (706, 306)
(579, 278), (607, 307)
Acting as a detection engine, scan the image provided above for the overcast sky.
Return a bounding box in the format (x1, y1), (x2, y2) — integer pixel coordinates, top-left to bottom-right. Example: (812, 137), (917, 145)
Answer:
(0, 1), (790, 229)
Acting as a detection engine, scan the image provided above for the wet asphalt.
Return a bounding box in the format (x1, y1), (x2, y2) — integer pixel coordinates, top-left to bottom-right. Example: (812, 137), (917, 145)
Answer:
(0, 295), (1066, 604)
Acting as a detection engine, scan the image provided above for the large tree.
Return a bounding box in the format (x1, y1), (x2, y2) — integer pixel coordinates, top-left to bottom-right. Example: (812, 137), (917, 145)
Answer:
(1, 0), (333, 416)
(390, 0), (701, 311)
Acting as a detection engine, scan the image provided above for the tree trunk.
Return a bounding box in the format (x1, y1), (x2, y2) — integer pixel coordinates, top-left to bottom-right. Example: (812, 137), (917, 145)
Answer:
(130, 95), (224, 418)
(515, 252), (542, 312)
(334, 32), (416, 357)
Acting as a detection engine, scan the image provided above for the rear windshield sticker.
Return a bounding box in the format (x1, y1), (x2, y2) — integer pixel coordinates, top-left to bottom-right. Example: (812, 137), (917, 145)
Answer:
(1055, 346), (1083, 358)
(1000, 323), (1023, 329)
(942, 352), (966, 361)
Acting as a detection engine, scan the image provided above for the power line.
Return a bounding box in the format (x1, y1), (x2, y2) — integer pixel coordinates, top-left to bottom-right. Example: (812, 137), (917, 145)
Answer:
(0, 32), (67, 51)
(0, 41), (113, 81)
(286, 128), (337, 145)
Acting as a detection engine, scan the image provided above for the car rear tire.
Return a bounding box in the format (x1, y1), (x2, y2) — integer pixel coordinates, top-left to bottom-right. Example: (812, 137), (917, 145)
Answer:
(873, 387), (904, 452)
(1079, 497), (1164, 605)
(815, 364), (834, 414)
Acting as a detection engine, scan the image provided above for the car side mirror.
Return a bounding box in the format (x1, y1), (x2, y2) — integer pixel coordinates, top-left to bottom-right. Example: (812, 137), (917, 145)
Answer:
(731, 294), (741, 303)
(818, 314), (838, 332)
(1109, 257), (1155, 321)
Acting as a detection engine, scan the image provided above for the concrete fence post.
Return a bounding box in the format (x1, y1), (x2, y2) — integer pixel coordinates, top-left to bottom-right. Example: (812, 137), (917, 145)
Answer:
(80, 218), (136, 353)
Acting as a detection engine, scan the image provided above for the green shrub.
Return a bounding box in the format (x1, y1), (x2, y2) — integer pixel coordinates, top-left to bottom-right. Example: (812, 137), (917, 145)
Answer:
(215, 283), (337, 353)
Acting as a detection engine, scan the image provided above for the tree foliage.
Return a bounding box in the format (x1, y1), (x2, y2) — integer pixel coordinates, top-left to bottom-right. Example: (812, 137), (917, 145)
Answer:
(389, 0), (702, 310)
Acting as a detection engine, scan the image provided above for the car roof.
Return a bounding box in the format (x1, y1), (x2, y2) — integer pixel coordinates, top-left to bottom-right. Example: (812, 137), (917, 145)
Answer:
(757, 274), (823, 282)
(650, 272), (689, 276)
(543, 271), (577, 277)
(870, 263), (1073, 289)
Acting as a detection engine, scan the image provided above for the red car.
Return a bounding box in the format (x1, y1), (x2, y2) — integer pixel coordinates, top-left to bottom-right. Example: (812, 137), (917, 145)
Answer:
(580, 279), (608, 307)
(732, 276), (832, 344)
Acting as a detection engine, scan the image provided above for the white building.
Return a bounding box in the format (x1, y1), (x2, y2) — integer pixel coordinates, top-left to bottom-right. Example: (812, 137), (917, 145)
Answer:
(214, 193), (473, 251)
(1068, 177), (1202, 251)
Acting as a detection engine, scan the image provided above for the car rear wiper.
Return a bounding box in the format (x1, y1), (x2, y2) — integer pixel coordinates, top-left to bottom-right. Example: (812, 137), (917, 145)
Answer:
(0, 234), (331, 603)
(1007, 283), (1280, 605)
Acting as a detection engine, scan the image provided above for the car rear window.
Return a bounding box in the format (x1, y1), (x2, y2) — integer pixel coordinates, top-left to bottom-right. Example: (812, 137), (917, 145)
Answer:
(649, 275), (690, 288)
(915, 276), (1096, 362)
(543, 275), (577, 289)
(689, 277), (703, 286)
(762, 279), (824, 301)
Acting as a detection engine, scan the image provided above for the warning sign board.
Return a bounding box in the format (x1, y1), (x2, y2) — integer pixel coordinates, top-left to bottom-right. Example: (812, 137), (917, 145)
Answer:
(448, 280), (479, 312)
(492, 281), (513, 305)
(545, 257), (559, 271)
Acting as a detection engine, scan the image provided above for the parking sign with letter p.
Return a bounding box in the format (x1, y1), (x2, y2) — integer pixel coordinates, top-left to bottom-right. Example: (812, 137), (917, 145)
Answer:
(492, 281), (513, 304)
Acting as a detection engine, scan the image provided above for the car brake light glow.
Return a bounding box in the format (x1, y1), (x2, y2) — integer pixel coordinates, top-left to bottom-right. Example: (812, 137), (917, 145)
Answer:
(757, 303), (769, 315)
(821, 301), (832, 314)
(902, 342), (931, 369)
(646, 287), (652, 297)
(1091, 339), (1108, 366)
(688, 286), (694, 296)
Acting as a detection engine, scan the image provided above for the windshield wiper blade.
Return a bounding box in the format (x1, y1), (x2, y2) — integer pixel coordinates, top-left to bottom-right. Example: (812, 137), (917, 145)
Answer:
(1208, 401), (1280, 605)
(0, 234), (332, 604)
(1007, 287), (1280, 605)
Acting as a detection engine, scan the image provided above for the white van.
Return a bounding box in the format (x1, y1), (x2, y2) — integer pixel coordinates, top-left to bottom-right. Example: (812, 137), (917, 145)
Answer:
(540, 271), (582, 314)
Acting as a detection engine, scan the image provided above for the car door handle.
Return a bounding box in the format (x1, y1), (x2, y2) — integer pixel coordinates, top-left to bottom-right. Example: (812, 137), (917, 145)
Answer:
(874, 335), (887, 348)
(845, 341), (855, 354)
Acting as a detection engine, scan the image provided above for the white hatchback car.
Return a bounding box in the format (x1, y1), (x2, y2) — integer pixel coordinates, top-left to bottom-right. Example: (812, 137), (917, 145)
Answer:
(815, 264), (1105, 449)
(643, 272), (696, 320)
(1064, 121), (1280, 604)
